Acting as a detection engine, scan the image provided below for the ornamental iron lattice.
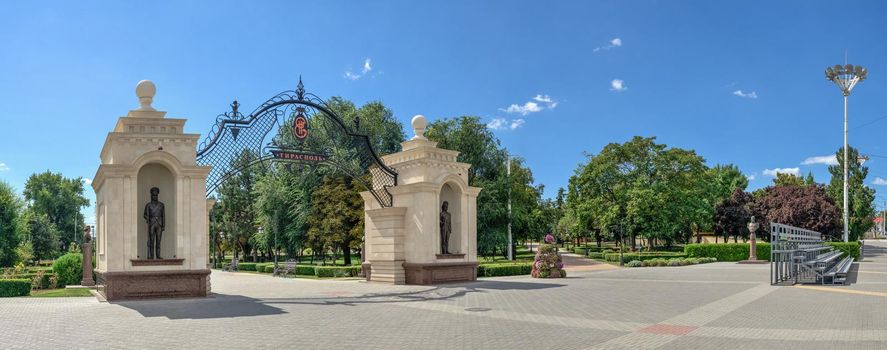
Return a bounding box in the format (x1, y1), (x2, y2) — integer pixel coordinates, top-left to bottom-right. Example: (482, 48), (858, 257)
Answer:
(196, 78), (398, 207)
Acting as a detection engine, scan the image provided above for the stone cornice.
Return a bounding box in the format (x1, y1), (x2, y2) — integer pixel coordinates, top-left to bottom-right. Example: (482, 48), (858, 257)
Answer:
(93, 164), (210, 190)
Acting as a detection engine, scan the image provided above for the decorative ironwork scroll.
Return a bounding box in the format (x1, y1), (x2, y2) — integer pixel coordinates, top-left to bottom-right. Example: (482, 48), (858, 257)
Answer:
(196, 78), (398, 207)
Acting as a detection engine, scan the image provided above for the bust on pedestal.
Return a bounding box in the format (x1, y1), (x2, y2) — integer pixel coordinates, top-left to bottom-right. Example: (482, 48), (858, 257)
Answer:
(80, 226), (95, 287)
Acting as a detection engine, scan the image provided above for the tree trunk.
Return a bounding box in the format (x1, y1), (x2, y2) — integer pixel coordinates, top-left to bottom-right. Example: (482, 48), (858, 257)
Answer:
(342, 240), (352, 266)
(630, 232), (637, 251)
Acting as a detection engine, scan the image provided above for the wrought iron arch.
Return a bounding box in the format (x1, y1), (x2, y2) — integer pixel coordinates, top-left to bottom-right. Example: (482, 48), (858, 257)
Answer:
(196, 78), (398, 207)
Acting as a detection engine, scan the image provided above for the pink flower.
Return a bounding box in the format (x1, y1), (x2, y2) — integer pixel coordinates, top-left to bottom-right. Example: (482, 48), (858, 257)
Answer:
(544, 234), (555, 244)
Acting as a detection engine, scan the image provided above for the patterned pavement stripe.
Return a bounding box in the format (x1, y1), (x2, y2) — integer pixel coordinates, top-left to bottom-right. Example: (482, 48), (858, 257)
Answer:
(792, 285), (887, 298)
(393, 300), (648, 332)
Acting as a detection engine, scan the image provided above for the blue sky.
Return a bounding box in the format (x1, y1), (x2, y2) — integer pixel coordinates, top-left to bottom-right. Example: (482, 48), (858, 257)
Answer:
(3, 1), (887, 225)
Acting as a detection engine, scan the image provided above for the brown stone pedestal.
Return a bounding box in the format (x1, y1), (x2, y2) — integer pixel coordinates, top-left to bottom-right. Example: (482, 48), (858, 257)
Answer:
(96, 269), (210, 301)
(403, 262), (478, 285)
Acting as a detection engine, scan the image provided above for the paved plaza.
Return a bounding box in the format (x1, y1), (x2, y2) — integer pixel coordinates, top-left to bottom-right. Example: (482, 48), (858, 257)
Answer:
(3, 242), (887, 349)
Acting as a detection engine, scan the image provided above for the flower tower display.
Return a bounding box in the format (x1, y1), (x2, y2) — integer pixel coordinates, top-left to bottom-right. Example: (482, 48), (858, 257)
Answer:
(531, 234), (566, 278)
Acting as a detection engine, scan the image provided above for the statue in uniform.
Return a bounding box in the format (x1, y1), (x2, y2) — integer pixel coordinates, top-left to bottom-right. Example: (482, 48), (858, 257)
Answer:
(143, 187), (165, 259)
(440, 201), (452, 254)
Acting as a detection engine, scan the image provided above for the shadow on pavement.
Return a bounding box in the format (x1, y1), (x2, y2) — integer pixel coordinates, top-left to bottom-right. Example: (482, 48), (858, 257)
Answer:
(258, 280), (564, 307)
(114, 295), (286, 320)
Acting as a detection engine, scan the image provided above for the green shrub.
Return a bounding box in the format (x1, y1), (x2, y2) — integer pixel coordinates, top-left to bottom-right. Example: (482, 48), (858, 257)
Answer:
(254, 263), (273, 273)
(295, 265), (316, 276)
(0, 279), (31, 297)
(603, 252), (686, 263)
(237, 263), (257, 271)
(625, 260), (643, 267)
(667, 258), (687, 266)
(263, 265), (276, 273)
(52, 253), (83, 287)
(684, 243), (770, 261)
(314, 266), (361, 278)
(588, 252), (605, 260)
(477, 263), (533, 277)
(827, 242), (861, 260)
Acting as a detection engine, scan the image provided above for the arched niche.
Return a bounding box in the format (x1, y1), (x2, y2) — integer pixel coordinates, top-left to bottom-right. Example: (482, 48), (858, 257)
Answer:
(439, 182), (462, 254)
(136, 163), (177, 259)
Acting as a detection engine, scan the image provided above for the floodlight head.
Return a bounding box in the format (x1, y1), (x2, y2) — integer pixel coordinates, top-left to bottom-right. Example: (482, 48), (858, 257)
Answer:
(826, 63), (867, 96)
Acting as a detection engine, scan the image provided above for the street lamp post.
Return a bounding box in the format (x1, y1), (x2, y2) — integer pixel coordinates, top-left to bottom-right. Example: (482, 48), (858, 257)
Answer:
(826, 64), (868, 242)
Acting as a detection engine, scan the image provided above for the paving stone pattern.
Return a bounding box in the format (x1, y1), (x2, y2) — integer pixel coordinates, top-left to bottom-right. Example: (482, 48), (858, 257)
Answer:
(3, 241), (887, 349)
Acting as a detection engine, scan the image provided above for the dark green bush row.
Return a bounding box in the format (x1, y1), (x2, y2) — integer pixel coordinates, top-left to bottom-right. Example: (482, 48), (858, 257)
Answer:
(477, 263), (533, 277)
(603, 252), (686, 263)
(827, 242), (861, 260)
(684, 243), (770, 261)
(237, 262), (257, 271)
(314, 266), (362, 278)
(0, 279), (31, 297)
(588, 252), (605, 259)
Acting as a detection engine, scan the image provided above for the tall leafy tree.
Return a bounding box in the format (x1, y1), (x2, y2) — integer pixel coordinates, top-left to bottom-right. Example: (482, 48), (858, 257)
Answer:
(568, 136), (708, 250)
(22, 171), (89, 251)
(826, 145), (875, 241)
(753, 184), (840, 239)
(307, 175), (363, 265)
(216, 150), (263, 260)
(17, 209), (60, 260)
(713, 188), (753, 243)
(773, 173), (806, 187)
(0, 181), (21, 266)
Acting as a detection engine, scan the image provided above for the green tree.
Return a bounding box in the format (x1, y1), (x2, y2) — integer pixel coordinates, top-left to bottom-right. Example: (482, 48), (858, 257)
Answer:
(22, 171), (89, 252)
(0, 181), (21, 266)
(568, 136), (708, 250)
(216, 150), (263, 261)
(707, 164), (749, 202)
(826, 145), (875, 241)
(17, 209), (60, 260)
(773, 173), (806, 187)
(307, 175), (363, 265)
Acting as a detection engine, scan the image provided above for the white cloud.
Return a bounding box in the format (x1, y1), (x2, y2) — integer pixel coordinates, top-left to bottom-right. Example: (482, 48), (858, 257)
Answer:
(747, 174), (756, 181)
(532, 94), (558, 109)
(733, 90), (758, 99)
(81, 178), (93, 186)
(487, 118), (507, 130)
(0, 162), (8, 172)
(801, 155), (838, 166)
(344, 58), (373, 80)
(763, 167), (800, 177)
(610, 79), (627, 92)
(594, 37), (623, 52)
(874, 177), (887, 186)
(501, 101), (541, 115)
(487, 118), (526, 131)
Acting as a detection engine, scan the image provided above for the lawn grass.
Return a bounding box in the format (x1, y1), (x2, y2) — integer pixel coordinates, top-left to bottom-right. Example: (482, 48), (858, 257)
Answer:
(29, 288), (94, 297)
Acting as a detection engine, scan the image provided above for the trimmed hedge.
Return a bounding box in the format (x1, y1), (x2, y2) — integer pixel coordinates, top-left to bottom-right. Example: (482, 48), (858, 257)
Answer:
(0, 279), (31, 297)
(827, 242), (861, 260)
(626, 257), (718, 268)
(237, 263), (257, 271)
(477, 263), (534, 277)
(588, 252), (605, 260)
(296, 265), (316, 276)
(603, 252), (686, 263)
(684, 243), (770, 262)
(314, 266), (361, 278)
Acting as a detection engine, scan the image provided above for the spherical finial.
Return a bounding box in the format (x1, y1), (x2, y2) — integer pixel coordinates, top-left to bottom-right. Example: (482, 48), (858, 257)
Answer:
(135, 80), (156, 111)
(411, 115), (427, 140)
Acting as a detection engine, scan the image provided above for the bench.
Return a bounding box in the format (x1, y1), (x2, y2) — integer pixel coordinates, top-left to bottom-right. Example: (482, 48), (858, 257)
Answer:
(273, 260), (298, 277)
(771, 223), (856, 285)
(222, 258), (239, 272)
(825, 257), (854, 285)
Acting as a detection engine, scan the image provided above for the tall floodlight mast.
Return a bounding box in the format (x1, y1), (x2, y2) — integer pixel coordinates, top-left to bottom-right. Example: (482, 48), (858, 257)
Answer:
(825, 63), (867, 242)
